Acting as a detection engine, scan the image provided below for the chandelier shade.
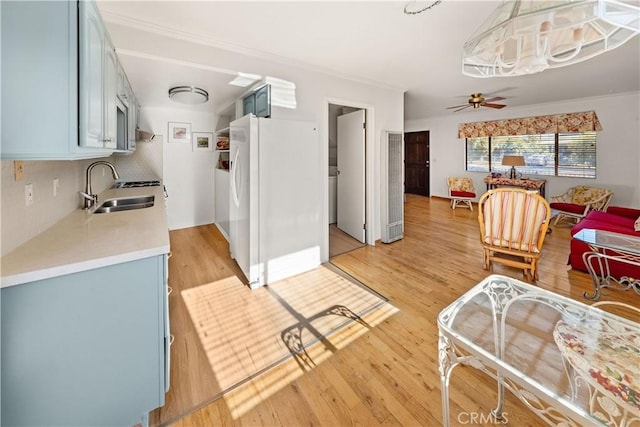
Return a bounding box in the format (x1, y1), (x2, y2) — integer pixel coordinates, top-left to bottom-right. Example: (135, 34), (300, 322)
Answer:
(462, 0), (640, 77)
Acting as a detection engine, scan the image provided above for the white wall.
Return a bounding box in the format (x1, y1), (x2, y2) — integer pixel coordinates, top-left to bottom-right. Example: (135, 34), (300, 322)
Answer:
(139, 106), (216, 230)
(405, 92), (640, 207)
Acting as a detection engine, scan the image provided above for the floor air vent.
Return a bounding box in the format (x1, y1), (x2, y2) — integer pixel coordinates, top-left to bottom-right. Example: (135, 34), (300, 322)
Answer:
(382, 131), (403, 243)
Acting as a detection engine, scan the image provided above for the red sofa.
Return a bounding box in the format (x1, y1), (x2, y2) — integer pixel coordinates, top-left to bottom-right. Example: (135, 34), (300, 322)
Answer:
(570, 206), (640, 278)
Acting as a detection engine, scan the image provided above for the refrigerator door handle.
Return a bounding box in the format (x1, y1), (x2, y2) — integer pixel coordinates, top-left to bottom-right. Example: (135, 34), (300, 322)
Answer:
(231, 148), (241, 207)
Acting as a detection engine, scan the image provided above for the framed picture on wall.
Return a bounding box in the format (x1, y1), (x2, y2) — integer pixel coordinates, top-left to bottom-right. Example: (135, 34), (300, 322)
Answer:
(168, 122), (191, 143)
(192, 132), (213, 152)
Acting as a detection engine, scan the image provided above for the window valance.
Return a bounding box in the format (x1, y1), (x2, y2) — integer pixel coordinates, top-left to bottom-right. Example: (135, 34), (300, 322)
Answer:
(458, 111), (602, 138)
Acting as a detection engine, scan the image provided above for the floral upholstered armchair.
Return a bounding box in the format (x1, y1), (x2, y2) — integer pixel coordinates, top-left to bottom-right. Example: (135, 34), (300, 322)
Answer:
(550, 186), (613, 226)
(447, 177), (477, 211)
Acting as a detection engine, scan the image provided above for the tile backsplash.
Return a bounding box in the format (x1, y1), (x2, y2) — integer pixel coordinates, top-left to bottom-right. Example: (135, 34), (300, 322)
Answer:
(1, 141), (164, 257)
(1, 159), (115, 256)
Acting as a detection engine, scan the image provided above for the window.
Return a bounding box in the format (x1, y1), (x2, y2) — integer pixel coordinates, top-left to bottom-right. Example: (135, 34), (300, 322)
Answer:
(465, 132), (596, 178)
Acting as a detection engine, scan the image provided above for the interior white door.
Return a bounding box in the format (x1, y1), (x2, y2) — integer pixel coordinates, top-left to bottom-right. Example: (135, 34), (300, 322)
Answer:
(337, 109), (366, 243)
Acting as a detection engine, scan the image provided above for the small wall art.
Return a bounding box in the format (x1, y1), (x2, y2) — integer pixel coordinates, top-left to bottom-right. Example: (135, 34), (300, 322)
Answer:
(192, 132), (213, 152)
(168, 122), (191, 143)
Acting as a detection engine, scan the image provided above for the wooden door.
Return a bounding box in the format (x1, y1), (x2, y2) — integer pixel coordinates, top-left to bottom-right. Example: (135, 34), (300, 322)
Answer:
(404, 131), (430, 196)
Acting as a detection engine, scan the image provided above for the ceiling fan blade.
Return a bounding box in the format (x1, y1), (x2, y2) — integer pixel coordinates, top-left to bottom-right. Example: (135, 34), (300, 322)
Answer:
(453, 105), (471, 112)
(483, 96), (506, 103)
(446, 104), (469, 109)
(483, 103), (506, 109)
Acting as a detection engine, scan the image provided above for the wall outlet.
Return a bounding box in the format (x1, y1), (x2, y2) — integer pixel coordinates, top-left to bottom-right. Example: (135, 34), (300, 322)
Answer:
(14, 161), (24, 181)
(53, 178), (60, 197)
(25, 183), (34, 206)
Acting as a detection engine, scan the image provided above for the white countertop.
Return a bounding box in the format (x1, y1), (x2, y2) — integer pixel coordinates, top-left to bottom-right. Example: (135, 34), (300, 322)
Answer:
(0, 186), (170, 288)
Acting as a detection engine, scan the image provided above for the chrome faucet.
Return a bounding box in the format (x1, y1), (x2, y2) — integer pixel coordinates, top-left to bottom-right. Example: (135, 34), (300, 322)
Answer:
(81, 161), (120, 209)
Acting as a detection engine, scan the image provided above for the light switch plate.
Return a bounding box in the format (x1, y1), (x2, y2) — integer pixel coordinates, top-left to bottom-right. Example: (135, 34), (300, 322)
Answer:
(25, 183), (34, 206)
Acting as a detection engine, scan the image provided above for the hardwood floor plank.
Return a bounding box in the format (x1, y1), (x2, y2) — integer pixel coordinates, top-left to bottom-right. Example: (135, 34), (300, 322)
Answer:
(157, 194), (637, 427)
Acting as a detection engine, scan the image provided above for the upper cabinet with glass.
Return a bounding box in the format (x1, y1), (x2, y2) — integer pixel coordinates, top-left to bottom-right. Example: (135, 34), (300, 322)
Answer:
(0, 1), (136, 160)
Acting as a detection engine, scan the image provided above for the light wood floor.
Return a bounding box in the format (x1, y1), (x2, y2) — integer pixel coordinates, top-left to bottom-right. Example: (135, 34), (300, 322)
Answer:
(157, 195), (638, 427)
(329, 223), (365, 258)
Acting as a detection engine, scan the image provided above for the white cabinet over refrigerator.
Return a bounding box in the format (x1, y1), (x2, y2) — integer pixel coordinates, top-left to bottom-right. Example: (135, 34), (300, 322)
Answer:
(229, 114), (321, 289)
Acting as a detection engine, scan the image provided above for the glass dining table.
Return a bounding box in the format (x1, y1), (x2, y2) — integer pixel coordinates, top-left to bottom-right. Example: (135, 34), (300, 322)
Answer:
(438, 274), (640, 427)
(573, 228), (640, 300)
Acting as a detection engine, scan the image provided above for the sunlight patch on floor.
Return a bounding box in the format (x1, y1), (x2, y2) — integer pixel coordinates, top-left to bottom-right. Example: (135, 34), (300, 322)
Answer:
(222, 302), (399, 418)
(181, 265), (398, 419)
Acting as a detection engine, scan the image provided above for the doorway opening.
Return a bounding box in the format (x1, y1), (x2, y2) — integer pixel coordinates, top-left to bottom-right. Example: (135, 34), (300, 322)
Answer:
(328, 103), (367, 258)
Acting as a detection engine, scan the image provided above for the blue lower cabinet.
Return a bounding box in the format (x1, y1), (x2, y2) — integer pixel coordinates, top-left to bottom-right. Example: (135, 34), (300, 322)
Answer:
(1, 255), (168, 426)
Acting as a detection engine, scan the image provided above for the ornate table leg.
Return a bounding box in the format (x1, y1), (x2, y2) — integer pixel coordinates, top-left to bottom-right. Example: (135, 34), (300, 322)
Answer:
(583, 251), (606, 300)
(582, 248), (640, 300)
(491, 372), (506, 420)
(438, 333), (455, 427)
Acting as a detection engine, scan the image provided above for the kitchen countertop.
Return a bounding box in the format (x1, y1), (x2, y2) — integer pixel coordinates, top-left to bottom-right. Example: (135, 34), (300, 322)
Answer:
(0, 186), (170, 288)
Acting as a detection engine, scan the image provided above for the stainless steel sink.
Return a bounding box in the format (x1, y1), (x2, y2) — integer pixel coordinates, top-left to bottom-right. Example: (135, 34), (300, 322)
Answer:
(93, 195), (155, 214)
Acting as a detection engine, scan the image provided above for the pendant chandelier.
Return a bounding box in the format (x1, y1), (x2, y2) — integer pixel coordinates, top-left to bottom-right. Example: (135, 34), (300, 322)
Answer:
(462, 0), (640, 77)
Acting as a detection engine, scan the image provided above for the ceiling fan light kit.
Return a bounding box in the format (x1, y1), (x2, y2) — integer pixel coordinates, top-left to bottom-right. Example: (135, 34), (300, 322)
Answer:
(462, 0), (640, 77)
(446, 93), (507, 112)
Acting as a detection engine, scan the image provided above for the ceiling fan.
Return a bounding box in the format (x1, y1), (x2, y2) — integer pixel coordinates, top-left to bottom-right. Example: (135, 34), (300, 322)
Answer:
(446, 93), (507, 113)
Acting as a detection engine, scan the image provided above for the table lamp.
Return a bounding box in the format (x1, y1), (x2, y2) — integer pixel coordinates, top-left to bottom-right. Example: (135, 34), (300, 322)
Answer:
(502, 155), (526, 179)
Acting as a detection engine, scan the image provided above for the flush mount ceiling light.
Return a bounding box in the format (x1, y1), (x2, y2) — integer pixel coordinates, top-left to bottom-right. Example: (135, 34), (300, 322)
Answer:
(462, 0), (640, 77)
(168, 86), (209, 104)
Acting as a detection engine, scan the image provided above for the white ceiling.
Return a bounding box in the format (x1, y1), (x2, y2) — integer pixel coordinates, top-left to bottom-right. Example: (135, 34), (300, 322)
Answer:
(98, 1), (640, 120)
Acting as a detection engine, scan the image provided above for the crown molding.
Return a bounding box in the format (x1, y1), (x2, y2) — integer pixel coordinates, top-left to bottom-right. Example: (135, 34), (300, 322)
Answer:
(115, 49), (237, 76)
(100, 10), (405, 92)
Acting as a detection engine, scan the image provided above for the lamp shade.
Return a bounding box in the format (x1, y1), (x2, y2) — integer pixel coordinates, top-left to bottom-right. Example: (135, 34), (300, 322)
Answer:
(502, 155), (526, 166)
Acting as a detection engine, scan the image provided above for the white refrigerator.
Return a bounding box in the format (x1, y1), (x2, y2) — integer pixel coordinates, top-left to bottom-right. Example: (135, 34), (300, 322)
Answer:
(229, 114), (321, 289)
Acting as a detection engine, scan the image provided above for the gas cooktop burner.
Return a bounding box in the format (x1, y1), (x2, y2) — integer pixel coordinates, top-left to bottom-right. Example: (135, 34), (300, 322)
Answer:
(115, 180), (161, 188)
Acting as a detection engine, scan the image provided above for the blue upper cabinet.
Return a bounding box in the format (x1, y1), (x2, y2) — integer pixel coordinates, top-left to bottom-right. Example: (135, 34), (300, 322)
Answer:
(243, 92), (256, 117)
(102, 37), (119, 150)
(0, 1), (129, 160)
(79, 0), (106, 149)
(254, 84), (271, 118)
(242, 84), (271, 118)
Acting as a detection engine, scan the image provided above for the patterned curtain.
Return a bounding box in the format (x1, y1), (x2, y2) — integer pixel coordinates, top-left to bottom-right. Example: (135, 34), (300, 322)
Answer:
(458, 111), (602, 138)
